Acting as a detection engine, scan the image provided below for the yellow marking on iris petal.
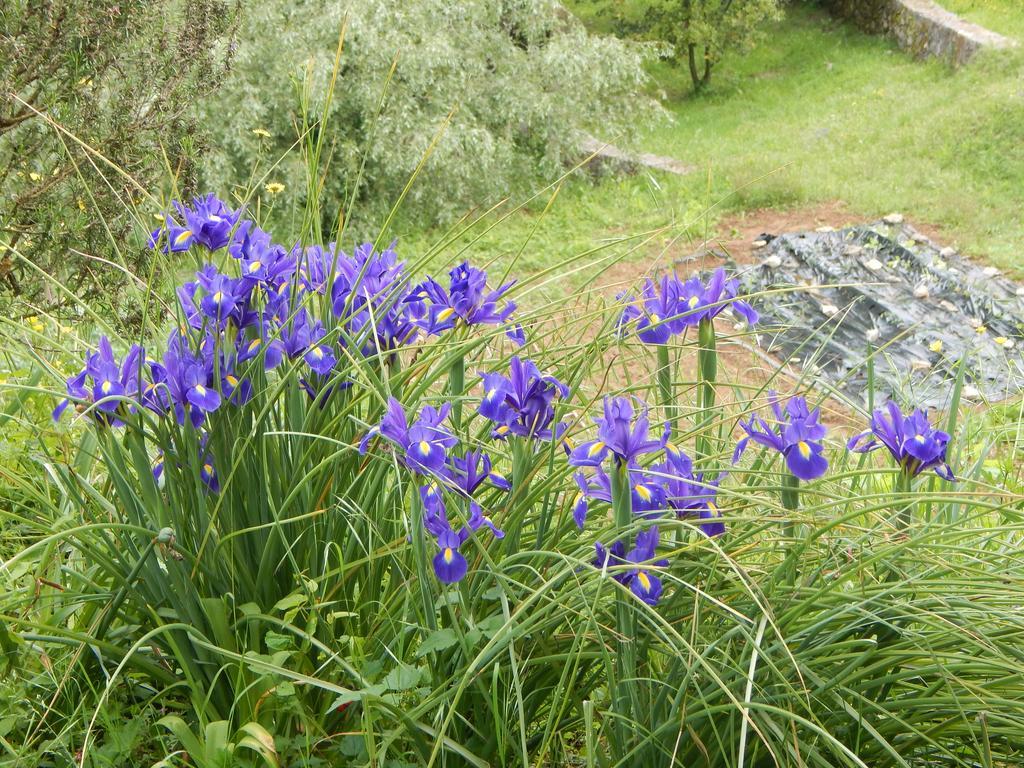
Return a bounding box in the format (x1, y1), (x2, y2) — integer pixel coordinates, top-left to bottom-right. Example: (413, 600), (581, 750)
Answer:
(248, 338), (261, 352)
(587, 441), (605, 457)
(437, 307), (456, 322)
(418, 440), (431, 456)
(495, 425), (511, 435)
(708, 501), (718, 514)
(914, 435), (926, 443)
(797, 441), (812, 459)
(688, 296), (700, 309)
(226, 375), (238, 387)
(310, 347), (323, 360)
(487, 388), (498, 400)
(203, 463), (214, 474)
(195, 384), (206, 395)
(249, 261), (261, 272)
(100, 380), (112, 394)
(666, 442), (679, 455)
(637, 572), (652, 592)
(651, 313), (660, 324)
(634, 484), (652, 502)
(443, 548), (454, 564)
(213, 291), (223, 304)
(174, 229), (193, 245)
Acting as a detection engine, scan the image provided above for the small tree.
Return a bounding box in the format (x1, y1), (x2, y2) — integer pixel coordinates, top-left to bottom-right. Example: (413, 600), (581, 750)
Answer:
(643, 0), (783, 92)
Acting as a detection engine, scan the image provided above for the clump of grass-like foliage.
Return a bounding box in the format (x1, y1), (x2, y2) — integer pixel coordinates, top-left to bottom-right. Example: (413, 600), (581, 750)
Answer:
(1, 183), (1023, 767)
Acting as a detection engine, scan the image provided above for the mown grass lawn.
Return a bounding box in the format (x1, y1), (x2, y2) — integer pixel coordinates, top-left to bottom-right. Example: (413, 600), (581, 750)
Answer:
(942, 0), (1024, 39)
(434, 2), (1024, 275)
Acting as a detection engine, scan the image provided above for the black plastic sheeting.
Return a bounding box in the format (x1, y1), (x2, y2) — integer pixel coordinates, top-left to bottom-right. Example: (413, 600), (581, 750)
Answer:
(739, 219), (1024, 408)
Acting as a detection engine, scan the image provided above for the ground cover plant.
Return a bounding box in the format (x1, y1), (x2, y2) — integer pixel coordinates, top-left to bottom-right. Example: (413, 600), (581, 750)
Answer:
(1, 180), (1023, 766)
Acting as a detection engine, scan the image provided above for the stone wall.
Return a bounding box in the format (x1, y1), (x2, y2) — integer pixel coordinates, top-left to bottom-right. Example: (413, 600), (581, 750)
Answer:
(823, 0), (1017, 66)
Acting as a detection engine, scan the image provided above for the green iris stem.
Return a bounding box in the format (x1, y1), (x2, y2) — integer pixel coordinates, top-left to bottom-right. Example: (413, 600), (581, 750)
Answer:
(387, 351), (403, 400)
(609, 460), (640, 750)
(696, 318), (718, 462)
(449, 354), (465, 428)
(780, 472), (799, 541)
(779, 472), (800, 586)
(656, 343), (673, 429)
(895, 468), (914, 534)
(507, 439), (532, 552)
(410, 484), (437, 631)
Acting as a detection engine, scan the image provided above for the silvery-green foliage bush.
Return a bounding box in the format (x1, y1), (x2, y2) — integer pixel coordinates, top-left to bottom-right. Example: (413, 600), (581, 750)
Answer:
(206, 0), (659, 228)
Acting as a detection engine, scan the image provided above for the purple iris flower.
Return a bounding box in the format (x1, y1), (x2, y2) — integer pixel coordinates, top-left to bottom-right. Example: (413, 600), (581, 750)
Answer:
(293, 243), (339, 294)
(653, 448), (725, 537)
(445, 449), (512, 497)
(236, 323), (285, 371)
(322, 243), (425, 357)
(197, 269), (252, 329)
(153, 435), (220, 493)
(618, 274), (687, 344)
(618, 268), (758, 343)
(677, 267), (758, 327)
(280, 309), (337, 377)
(148, 215), (196, 253)
(345, 305), (421, 357)
(594, 526), (669, 606)
(478, 357), (569, 440)
(571, 463), (665, 529)
(147, 332), (221, 427)
(419, 474), (505, 584)
(409, 262), (523, 345)
(150, 194), (245, 253)
(359, 397), (458, 476)
(568, 397), (666, 468)
(213, 344), (253, 407)
(572, 466), (612, 529)
(732, 393), (829, 481)
(848, 401), (955, 481)
(432, 528), (468, 584)
(331, 242), (408, 315)
(53, 336), (144, 423)
(231, 227), (294, 288)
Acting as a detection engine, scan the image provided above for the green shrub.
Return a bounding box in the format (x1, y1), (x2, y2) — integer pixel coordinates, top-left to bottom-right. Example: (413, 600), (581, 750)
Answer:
(0, 0), (237, 323)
